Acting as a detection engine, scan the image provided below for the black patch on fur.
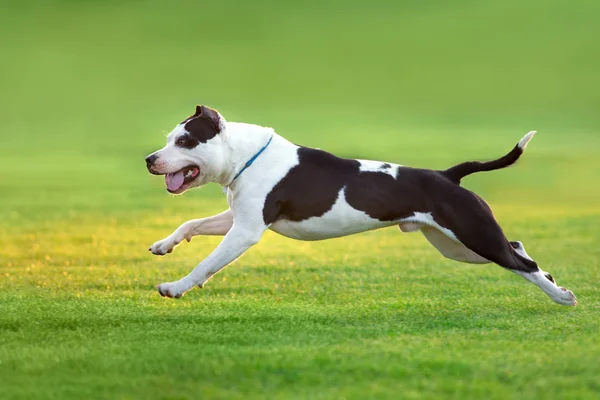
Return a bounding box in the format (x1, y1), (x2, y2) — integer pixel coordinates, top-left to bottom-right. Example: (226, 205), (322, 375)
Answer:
(262, 148), (360, 224)
(175, 133), (200, 149)
(180, 105), (221, 144)
(510, 241), (521, 249)
(545, 273), (555, 283)
(263, 148), (461, 224)
(380, 163), (391, 169)
(346, 167), (456, 222)
(263, 147), (540, 273)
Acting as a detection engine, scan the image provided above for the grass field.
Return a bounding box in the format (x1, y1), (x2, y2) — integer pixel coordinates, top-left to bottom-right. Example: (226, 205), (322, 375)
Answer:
(1, 0), (600, 399)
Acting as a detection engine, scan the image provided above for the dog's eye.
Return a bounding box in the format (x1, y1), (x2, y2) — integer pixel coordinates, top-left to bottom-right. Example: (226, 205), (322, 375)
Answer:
(176, 138), (187, 146)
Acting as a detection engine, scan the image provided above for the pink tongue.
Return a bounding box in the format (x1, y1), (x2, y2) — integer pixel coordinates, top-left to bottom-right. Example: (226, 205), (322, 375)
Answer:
(165, 171), (185, 191)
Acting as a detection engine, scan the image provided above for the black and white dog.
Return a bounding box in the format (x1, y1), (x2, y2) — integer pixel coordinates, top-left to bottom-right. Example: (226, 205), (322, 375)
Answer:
(145, 105), (576, 306)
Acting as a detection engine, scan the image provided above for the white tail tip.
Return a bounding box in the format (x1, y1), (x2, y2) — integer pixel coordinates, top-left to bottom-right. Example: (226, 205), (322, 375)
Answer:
(518, 131), (536, 150)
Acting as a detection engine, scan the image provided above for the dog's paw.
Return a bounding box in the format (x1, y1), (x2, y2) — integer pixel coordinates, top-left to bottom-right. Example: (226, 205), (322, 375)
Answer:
(552, 287), (577, 306)
(156, 282), (185, 298)
(149, 234), (185, 256)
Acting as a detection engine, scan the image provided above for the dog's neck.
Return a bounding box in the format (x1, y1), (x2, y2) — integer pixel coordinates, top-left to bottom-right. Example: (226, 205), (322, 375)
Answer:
(218, 122), (277, 187)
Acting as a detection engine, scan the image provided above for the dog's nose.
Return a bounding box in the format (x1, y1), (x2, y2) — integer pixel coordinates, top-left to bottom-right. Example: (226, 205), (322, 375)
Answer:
(146, 154), (158, 170)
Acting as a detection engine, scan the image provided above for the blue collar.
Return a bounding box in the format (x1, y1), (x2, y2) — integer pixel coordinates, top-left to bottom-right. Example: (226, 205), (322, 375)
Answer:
(230, 134), (273, 184)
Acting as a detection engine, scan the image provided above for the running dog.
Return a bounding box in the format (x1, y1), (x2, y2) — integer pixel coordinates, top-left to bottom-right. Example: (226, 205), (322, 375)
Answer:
(145, 105), (576, 305)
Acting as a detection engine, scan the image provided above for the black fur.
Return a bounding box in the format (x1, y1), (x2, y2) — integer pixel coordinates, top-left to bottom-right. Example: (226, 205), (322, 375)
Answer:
(443, 144), (524, 184)
(180, 105), (221, 145)
(175, 133), (200, 149)
(262, 148), (360, 224)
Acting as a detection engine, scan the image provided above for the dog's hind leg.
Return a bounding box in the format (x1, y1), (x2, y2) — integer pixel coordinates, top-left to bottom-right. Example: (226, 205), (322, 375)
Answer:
(424, 190), (576, 306)
(420, 226), (491, 264)
(399, 221), (490, 263)
(149, 209), (233, 255)
(510, 241), (551, 278)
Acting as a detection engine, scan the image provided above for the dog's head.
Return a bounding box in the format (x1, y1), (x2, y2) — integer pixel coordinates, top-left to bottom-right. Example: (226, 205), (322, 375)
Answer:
(145, 105), (229, 194)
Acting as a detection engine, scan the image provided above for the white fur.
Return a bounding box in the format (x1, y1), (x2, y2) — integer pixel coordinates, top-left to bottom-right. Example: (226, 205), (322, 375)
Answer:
(358, 160), (400, 178)
(513, 269), (577, 306)
(518, 131), (536, 150)
(398, 213), (490, 263)
(402, 212), (459, 241)
(150, 210), (234, 255)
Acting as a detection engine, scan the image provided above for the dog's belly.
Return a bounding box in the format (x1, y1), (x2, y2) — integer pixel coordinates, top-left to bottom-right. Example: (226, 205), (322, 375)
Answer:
(270, 217), (397, 240)
(269, 215), (396, 241)
(269, 190), (397, 241)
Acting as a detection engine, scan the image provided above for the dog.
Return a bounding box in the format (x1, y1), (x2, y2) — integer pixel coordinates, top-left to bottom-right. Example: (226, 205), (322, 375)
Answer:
(145, 105), (576, 306)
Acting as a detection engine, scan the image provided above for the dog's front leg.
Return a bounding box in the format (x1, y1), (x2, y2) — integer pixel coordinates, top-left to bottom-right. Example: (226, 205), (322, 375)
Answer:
(156, 223), (265, 298)
(149, 209), (233, 255)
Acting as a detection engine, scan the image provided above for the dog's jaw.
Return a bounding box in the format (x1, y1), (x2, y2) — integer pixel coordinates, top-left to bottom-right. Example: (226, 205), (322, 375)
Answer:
(165, 166), (201, 194)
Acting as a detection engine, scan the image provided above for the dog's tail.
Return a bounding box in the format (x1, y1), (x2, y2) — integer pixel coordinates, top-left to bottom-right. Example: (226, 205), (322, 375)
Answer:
(442, 131), (536, 184)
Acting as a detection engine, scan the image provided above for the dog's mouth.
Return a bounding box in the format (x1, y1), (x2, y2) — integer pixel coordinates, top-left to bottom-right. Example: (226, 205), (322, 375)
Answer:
(165, 166), (200, 194)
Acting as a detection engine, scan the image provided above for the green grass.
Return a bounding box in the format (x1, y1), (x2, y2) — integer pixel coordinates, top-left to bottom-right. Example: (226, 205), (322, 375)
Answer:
(1, 0), (600, 399)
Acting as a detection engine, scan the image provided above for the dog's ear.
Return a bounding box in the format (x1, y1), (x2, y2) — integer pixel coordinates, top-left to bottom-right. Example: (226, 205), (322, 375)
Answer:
(197, 105), (221, 129)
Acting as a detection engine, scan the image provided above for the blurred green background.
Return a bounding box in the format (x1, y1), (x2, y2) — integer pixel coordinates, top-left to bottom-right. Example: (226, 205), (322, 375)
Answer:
(1, 1), (599, 399)
(1, 0), (599, 218)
